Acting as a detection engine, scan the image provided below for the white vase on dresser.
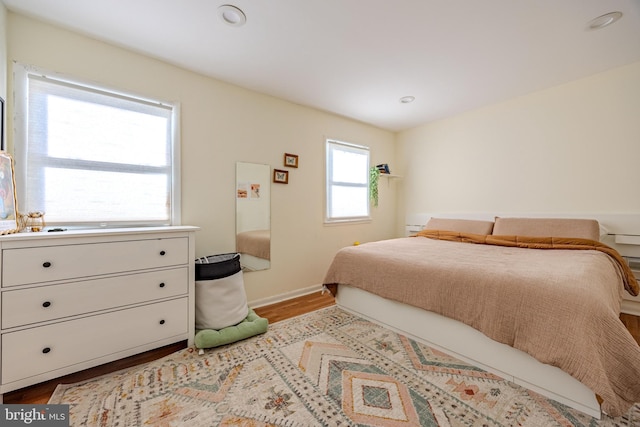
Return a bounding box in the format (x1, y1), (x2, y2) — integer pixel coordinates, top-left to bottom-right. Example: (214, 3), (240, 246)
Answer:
(0, 226), (198, 402)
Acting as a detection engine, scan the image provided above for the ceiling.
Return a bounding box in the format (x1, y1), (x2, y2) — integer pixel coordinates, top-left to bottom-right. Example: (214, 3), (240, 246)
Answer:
(3, 0), (640, 132)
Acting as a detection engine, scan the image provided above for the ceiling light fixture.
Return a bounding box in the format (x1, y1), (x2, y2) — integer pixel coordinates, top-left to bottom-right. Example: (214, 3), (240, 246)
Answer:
(399, 96), (415, 104)
(218, 4), (247, 27)
(587, 11), (623, 30)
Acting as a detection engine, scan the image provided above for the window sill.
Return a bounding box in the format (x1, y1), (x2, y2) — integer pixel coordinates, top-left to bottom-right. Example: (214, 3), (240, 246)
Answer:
(324, 218), (372, 226)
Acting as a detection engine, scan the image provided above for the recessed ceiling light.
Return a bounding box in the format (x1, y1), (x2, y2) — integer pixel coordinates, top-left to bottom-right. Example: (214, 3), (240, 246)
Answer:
(587, 11), (623, 30)
(218, 4), (246, 27)
(399, 96), (415, 104)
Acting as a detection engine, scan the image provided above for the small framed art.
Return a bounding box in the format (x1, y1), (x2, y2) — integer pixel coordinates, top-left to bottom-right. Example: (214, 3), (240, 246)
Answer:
(273, 169), (289, 184)
(0, 151), (19, 234)
(0, 96), (4, 151)
(284, 153), (298, 168)
(237, 182), (262, 198)
(236, 182), (249, 199)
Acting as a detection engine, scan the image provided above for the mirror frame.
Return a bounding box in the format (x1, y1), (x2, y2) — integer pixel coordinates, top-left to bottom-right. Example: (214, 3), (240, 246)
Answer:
(235, 162), (271, 271)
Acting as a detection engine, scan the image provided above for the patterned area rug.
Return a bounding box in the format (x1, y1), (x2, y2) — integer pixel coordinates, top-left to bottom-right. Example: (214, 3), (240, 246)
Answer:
(50, 306), (639, 426)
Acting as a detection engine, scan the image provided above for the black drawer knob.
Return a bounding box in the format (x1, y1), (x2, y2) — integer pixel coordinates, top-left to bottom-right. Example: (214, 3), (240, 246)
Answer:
(159, 282), (165, 288)
(159, 250), (166, 256)
(42, 347), (51, 354)
(159, 319), (165, 325)
(42, 301), (52, 308)
(43, 261), (52, 268)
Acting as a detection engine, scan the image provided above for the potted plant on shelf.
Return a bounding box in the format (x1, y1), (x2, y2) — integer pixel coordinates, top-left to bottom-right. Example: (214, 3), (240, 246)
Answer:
(369, 166), (380, 207)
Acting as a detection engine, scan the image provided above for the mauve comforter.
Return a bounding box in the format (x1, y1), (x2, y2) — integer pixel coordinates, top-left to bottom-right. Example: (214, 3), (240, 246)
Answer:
(236, 229), (270, 260)
(323, 235), (640, 416)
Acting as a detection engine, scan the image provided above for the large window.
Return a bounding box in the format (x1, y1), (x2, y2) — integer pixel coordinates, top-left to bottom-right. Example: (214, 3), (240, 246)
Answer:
(13, 64), (180, 228)
(325, 139), (370, 222)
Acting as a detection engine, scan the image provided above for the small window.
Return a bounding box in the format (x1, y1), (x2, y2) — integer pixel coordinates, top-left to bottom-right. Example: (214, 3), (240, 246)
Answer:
(325, 139), (370, 222)
(13, 64), (180, 228)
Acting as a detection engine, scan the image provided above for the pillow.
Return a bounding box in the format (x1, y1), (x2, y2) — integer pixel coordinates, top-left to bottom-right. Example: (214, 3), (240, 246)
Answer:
(424, 218), (494, 235)
(492, 217), (600, 241)
(195, 308), (268, 349)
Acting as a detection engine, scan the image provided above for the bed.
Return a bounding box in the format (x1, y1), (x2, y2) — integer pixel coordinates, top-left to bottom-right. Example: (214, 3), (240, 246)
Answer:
(323, 217), (640, 419)
(236, 229), (270, 271)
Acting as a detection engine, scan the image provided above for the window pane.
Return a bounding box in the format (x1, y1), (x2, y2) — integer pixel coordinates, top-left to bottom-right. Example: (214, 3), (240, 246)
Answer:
(42, 168), (168, 222)
(46, 95), (170, 167)
(330, 186), (368, 218)
(332, 149), (367, 184)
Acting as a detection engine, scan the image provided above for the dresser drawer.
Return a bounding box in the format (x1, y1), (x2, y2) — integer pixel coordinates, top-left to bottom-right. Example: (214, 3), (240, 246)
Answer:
(2, 237), (188, 287)
(2, 267), (188, 328)
(1, 298), (188, 384)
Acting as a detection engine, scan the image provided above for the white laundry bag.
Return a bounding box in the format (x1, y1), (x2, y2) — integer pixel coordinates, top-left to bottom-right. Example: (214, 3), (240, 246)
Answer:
(195, 253), (249, 330)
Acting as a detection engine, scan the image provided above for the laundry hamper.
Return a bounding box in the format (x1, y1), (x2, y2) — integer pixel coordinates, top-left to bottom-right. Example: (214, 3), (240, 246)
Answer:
(194, 253), (268, 349)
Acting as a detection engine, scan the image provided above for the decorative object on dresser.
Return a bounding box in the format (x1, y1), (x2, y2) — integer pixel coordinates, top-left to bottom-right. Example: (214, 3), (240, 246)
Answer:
(0, 97), (4, 151)
(0, 152), (19, 235)
(0, 225), (198, 403)
(21, 211), (46, 232)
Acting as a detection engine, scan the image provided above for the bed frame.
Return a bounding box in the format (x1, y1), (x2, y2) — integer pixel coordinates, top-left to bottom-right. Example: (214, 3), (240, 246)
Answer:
(335, 284), (602, 419)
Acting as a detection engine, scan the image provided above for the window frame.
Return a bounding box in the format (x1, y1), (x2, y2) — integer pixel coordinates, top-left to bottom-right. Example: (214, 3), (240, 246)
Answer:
(12, 63), (181, 228)
(325, 138), (371, 224)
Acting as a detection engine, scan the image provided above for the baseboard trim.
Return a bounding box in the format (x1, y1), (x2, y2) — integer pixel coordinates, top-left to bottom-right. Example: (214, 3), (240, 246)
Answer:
(621, 300), (640, 316)
(249, 284), (324, 309)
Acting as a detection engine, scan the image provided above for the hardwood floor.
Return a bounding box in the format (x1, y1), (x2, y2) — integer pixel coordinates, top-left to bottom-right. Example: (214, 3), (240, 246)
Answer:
(621, 312), (640, 345)
(2, 291), (336, 405)
(252, 290), (336, 323)
(4, 291), (639, 405)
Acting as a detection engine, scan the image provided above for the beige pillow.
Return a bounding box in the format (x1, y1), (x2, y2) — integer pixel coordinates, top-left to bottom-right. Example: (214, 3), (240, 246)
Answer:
(492, 217), (600, 241)
(425, 218), (494, 235)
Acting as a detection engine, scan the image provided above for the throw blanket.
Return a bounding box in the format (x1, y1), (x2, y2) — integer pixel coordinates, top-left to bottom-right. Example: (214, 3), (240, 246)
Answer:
(323, 235), (640, 416)
(236, 229), (270, 260)
(415, 229), (640, 297)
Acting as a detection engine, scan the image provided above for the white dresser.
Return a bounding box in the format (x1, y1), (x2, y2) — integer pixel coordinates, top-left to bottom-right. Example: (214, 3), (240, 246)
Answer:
(0, 226), (198, 401)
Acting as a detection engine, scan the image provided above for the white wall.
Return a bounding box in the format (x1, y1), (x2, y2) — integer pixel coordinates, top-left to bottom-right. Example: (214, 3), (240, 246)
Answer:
(14, 10), (637, 304)
(397, 60), (640, 226)
(5, 13), (398, 303)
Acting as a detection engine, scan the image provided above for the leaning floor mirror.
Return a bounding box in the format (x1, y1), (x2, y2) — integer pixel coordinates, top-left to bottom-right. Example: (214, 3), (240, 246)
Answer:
(236, 162), (271, 271)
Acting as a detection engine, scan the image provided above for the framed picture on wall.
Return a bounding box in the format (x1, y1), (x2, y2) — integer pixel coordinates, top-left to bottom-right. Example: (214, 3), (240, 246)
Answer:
(0, 96), (4, 151)
(0, 152), (19, 235)
(284, 153), (298, 168)
(236, 182), (249, 199)
(250, 183), (261, 199)
(273, 169), (289, 184)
